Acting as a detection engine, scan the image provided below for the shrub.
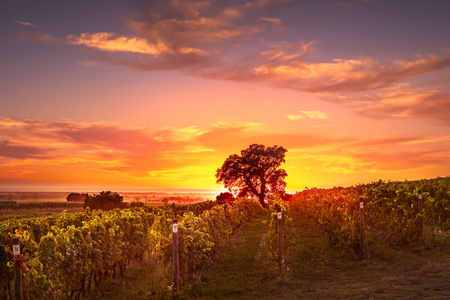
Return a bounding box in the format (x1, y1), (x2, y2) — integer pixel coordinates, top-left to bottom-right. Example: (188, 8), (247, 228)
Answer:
(83, 191), (124, 210)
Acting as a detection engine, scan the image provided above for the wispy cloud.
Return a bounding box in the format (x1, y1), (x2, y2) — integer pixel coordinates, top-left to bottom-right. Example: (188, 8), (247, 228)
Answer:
(260, 41), (316, 62)
(0, 140), (52, 160)
(351, 149), (450, 172)
(154, 126), (208, 142)
(242, 0), (304, 9)
(260, 17), (282, 25)
(340, 0), (378, 7)
(63, 0), (282, 72)
(352, 135), (446, 147)
(13, 20), (39, 28)
(294, 134), (450, 175)
(67, 33), (171, 56)
(44, 0), (450, 126)
(318, 83), (450, 126)
(254, 53), (450, 93)
(125, 6), (254, 46)
(286, 110), (328, 121)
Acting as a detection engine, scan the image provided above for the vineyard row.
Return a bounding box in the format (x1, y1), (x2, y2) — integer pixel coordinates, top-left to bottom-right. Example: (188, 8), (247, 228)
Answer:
(1, 198), (265, 299)
(290, 177), (450, 251)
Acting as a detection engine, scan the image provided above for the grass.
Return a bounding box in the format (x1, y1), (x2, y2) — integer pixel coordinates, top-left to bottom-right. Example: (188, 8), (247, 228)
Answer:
(265, 216), (450, 299)
(84, 259), (169, 300)
(0, 206), (85, 221)
(82, 212), (450, 299)
(83, 213), (278, 300)
(185, 213), (450, 299)
(189, 213), (280, 299)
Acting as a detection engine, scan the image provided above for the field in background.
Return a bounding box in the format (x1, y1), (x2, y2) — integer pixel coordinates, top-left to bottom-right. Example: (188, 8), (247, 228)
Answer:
(0, 191), (218, 203)
(0, 203), (85, 222)
(0, 191), (219, 221)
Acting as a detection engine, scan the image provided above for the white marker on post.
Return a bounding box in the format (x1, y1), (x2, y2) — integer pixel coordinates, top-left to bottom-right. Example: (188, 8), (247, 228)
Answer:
(173, 223), (178, 233)
(277, 212), (282, 220)
(13, 244), (20, 256)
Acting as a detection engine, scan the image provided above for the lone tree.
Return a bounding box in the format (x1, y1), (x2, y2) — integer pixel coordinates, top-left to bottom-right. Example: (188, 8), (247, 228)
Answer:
(216, 144), (287, 207)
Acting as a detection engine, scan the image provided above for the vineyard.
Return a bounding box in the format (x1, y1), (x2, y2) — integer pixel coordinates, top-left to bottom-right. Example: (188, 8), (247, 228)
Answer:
(290, 177), (450, 252)
(1, 176), (450, 299)
(1, 198), (265, 299)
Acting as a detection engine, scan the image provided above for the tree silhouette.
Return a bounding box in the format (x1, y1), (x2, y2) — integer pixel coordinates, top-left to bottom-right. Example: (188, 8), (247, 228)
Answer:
(215, 192), (235, 204)
(83, 191), (124, 210)
(66, 192), (87, 202)
(216, 144), (287, 207)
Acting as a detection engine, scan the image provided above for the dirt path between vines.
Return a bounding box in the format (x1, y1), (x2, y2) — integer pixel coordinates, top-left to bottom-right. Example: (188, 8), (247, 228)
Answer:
(87, 213), (450, 299)
(189, 214), (450, 299)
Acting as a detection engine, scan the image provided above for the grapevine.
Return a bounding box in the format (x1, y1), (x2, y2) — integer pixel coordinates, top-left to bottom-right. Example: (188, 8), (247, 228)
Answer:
(0, 198), (264, 298)
(267, 194), (293, 262)
(290, 177), (450, 252)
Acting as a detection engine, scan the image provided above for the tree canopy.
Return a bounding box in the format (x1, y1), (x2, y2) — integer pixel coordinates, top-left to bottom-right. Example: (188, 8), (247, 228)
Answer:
(215, 192), (236, 204)
(66, 192), (87, 202)
(83, 191), (124, 210)
(216, 144), (287, 207)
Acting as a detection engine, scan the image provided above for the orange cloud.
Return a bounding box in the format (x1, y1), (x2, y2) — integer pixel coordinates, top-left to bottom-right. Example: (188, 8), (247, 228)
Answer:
(28, 0), (447, 128)
(254, 53), (450, 93)
(125, 3), (266, 48)
(352, 149), (450, 171)
(64, 0), (283, 72)
(288, 133), (450, 178)
(286, 110), (329, 121)
(0, 140), (53, 160)
(172, 0), (212, 18)
(319, 83), (450, 126)
(1, 117), (449, 190)
(154, 126), (208, 142)
(67, 32), (170, 55)
(352, 136), (442, 147)
(260, 41), (316, 61)
(195, 121), (347, 155)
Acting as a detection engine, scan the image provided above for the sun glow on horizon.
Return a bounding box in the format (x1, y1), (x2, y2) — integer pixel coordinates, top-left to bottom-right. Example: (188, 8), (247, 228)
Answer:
(1, 1), (450, 191)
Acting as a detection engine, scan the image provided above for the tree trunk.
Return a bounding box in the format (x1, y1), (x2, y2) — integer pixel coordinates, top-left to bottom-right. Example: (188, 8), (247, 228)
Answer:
(259, 178), (266, 207)
(258, 194), (266, 208)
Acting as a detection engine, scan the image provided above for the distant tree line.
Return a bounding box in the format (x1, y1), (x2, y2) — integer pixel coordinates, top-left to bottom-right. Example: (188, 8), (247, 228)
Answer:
(82, 191), (145, 210)
(66, 193), (87, 202)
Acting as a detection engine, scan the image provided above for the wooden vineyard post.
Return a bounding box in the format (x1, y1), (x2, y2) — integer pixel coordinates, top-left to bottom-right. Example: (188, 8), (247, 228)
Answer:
(418, 190), (424, 244)
(359, 198), (365, 259)
(12, 237), (23, 300)
(277, 206), (285, 279)
(172, 217), (180, 291)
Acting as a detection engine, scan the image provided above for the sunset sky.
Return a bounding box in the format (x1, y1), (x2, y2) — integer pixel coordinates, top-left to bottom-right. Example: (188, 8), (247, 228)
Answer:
(1, 0), (449, 193)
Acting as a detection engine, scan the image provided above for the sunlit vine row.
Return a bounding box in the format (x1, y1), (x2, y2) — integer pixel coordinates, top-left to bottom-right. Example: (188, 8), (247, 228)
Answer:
(1, 207), (155, 299)
(149, 197), (264, 285)
(1, 198), (263, 299)
(267, 194), (294, 262)
(290, 177), (450, 251)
